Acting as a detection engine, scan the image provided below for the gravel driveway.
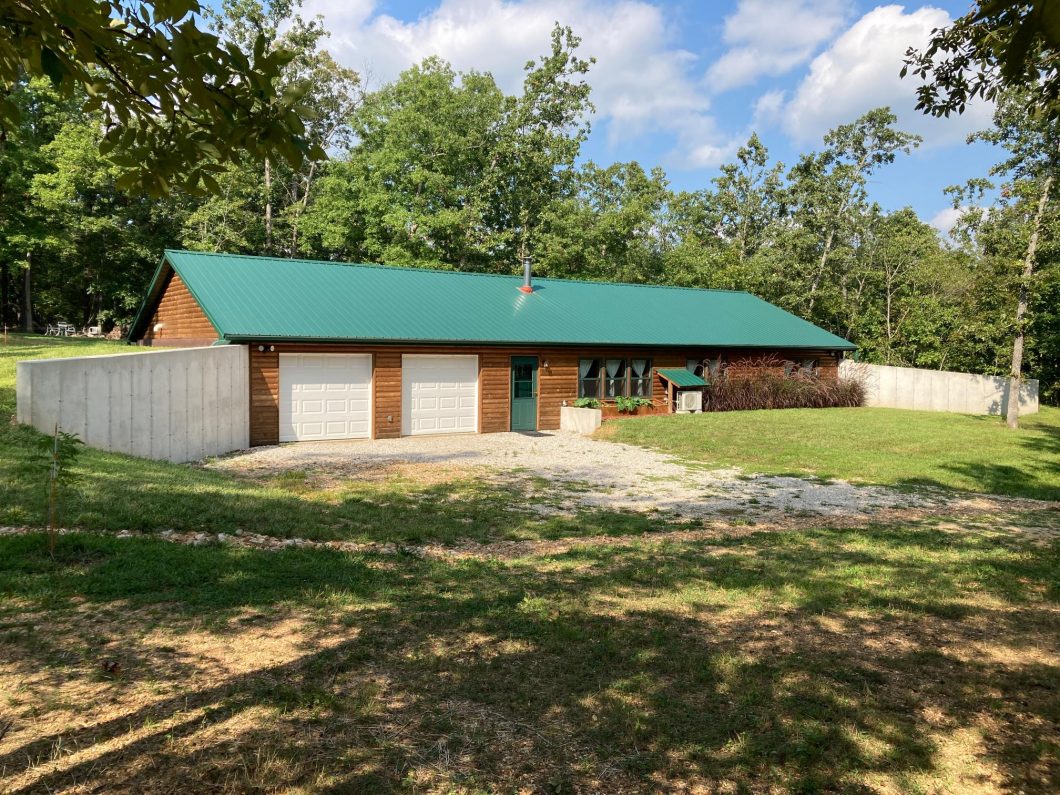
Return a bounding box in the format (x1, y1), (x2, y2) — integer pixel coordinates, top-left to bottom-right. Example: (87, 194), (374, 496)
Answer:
(212, 431), (946, 523)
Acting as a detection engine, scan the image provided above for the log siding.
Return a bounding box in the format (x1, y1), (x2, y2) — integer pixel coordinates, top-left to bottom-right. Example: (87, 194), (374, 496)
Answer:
(141, 273), (218, 347)
(248, 343), (842, 446)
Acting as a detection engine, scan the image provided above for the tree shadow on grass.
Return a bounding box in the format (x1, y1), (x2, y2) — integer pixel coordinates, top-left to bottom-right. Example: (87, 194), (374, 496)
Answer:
(0, 523), (1056, 793)
(897, 461), (1060, 503)
(1, 423), (685, 546)
(892, 412), (1060, 502)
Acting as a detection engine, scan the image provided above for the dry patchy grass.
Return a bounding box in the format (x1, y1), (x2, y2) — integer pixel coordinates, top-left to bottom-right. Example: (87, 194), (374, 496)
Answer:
(1, 514), (1057, 794)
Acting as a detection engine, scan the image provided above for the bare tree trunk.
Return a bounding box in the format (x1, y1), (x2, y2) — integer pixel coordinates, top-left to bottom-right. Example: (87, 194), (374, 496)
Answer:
(1006, 174), (1052, 429)
(22, 253), (33, 333)
(806, 227), (835, 314)
(884, 271), (894, 364)
(289, 160), (319, 255)
(264, 158), (273, 253)
(1, 259), (9, 328)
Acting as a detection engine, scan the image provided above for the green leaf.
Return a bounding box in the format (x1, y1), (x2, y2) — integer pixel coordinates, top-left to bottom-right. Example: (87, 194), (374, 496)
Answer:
(40, 47), (66, 88)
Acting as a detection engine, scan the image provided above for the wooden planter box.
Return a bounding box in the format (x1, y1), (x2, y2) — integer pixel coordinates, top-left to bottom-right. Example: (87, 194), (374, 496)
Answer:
(600, 402), (671, 421)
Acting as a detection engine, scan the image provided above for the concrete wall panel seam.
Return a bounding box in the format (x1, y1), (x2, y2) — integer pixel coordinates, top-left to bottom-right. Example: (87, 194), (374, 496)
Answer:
(14, 346), (250, 463)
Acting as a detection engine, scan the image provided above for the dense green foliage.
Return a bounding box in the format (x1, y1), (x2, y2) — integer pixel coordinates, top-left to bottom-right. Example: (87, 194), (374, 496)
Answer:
(0, 1), (1057, 401)
(0, 1), (322, 195)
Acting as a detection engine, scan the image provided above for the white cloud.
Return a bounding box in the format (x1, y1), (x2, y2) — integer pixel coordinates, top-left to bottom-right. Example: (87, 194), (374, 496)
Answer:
(705, 0), (852, 92)
(752, 88), (787, 127)
(302, 0), (722, 162)
(929, 205), (966, 237)
(781, 4), (994, 146)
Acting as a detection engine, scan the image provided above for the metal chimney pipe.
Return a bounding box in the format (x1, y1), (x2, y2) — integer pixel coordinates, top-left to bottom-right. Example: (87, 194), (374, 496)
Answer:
(519, 255), (533, 293)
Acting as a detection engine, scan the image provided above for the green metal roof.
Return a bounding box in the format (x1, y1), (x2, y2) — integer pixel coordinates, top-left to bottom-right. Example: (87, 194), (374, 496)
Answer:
(129, 250), (856, 350)
(657, 368), (708, 388)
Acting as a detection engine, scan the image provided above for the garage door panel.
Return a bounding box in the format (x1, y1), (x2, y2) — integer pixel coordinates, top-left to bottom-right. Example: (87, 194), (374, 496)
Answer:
(402, 355), (478, 436)
(280, 354), (372, 442)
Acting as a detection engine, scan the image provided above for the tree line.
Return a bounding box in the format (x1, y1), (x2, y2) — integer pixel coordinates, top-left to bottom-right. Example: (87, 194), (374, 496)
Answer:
(0, 1), (1056, 403)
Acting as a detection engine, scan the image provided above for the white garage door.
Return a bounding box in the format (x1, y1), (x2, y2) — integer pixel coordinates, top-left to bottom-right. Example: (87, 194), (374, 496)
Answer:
(279, 353), (372, 441)
(402, 354), (478, 436)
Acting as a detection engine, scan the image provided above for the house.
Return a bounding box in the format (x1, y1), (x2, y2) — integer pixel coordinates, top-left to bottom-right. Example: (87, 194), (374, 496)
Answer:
(128, 250), (856, 445)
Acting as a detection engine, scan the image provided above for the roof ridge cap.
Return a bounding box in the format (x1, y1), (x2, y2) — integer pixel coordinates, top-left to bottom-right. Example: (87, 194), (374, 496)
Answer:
(163, 249), (750, 295)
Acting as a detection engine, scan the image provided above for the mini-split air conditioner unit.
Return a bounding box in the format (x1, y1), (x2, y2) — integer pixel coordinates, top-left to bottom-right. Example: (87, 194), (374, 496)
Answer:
(676, 390), (702, 413)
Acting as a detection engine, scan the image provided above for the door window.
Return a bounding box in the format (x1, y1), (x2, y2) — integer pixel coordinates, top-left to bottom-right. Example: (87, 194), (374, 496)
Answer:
(513, 362), (535, 398)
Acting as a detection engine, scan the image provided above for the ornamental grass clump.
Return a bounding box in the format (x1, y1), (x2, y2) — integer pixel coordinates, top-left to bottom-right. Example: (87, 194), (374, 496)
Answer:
(703, 357), (865, 412)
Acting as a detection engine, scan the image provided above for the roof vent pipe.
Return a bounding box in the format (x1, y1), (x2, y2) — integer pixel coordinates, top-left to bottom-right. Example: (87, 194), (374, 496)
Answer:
(519, 255), (533, 294)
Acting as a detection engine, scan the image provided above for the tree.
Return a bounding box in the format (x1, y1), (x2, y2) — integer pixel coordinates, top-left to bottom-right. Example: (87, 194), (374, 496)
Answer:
(965, 89), (1059, 427)
(856, 208), (958, 364)
(786, 108), (921, 321)
(1, 0), (323, 195)
(30, 114), (185, 328)
(712, 134), (786, 266)
(205, 0), (362, 255)
(902, 1), (1060, 118)
(306, 25), (593, 271)
(331, 57), (508, 267)
(0, 77), (79, 329)
(536, 161), (669, 283)
(489, 25), (594, 265)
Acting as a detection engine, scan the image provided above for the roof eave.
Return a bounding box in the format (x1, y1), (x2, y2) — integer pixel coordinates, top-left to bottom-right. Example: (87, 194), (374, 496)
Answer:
(223, 333), (857, 350)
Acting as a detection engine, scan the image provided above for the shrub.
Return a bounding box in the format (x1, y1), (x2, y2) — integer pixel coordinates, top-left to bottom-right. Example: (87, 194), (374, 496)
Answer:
(614, 396), (653, 413)
(573, 397), (602, 409)
(704, 357), (865, 412)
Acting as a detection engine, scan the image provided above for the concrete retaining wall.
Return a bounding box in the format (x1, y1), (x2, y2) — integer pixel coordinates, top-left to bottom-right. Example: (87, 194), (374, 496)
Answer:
(16, 345), (249, 462)
(839, 360), (1039, 416)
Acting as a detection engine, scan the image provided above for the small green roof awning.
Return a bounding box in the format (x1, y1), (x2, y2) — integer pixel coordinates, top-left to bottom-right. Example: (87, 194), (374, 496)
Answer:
(657, 368), (707, 388)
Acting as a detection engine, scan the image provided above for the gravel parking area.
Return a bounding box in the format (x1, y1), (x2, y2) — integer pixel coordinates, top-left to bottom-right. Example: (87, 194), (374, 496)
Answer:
(211, 431), (949, 522)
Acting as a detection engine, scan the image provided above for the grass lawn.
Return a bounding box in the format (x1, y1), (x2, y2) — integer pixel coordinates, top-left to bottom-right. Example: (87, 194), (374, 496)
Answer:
(600, 406), (1060, 502)
(1, 333), (1058, 792)
(1, 520), (1057, 792)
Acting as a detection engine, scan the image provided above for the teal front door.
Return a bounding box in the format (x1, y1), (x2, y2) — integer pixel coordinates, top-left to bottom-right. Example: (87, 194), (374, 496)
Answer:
(510, 356), (538, 431)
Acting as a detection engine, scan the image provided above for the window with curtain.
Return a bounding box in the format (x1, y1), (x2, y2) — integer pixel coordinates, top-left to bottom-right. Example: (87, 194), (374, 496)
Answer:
(686, 358), (705, 377)
(604, 358), (626, 398)
(578, 359), (602, 398)
(799, 358), (818, 376)
(630, 358), (652, 397)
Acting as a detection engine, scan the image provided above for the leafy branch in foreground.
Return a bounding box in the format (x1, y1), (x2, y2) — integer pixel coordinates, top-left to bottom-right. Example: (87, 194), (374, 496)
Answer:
(902, 1), (1060, 118)
(0, 1), (325, 195)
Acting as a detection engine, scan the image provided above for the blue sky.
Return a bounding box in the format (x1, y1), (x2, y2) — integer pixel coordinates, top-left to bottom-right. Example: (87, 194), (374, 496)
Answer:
(292, 1), (999, 231)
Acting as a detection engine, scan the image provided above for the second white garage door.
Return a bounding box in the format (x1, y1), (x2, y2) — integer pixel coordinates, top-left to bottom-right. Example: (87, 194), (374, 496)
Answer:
(279, 353), (372, 441)
(402, 354), (478, 435)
